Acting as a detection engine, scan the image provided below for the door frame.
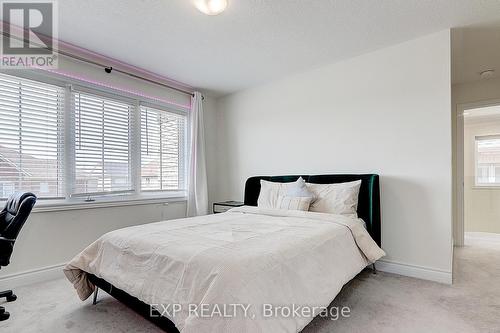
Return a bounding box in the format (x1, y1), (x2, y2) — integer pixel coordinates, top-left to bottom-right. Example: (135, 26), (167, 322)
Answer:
(455, 98), (500, 246)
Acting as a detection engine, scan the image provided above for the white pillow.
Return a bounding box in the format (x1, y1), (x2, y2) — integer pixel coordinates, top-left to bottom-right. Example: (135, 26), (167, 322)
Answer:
(286, 177), (314, 198)
(305, 180), (361, 217)
(276, 195), (312, 211)
(258, 178), (306, 208)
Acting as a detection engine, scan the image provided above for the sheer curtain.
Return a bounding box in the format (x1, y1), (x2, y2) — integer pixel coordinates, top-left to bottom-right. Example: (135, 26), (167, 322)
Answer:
(187, 92), (208, 216)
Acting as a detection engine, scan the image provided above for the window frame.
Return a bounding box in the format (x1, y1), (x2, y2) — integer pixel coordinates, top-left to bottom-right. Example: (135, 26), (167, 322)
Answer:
(474, 134), (500, 188)
(70, 88), (136, 197)
(140, 104), (188, 193)
(0, 70), (189, 210)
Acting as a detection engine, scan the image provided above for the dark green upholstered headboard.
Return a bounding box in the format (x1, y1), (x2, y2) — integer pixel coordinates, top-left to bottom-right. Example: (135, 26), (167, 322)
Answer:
(244, 174), (381, 246)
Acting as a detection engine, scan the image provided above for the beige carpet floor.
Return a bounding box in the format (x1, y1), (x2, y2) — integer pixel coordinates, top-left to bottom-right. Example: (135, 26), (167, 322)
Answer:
(1, 233), (499, 333)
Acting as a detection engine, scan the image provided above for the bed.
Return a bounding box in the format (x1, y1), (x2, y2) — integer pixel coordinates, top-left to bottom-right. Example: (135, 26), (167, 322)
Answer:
(64, 174), (384, 333)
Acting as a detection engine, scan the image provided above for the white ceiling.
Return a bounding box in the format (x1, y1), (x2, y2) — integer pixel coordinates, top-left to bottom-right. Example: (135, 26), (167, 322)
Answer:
(58, 0), (500, 96)
(452, 20), (500, 85)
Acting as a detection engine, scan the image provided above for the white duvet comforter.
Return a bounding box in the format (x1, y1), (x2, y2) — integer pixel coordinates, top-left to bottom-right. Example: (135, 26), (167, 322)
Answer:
(64, 206), (385, 333)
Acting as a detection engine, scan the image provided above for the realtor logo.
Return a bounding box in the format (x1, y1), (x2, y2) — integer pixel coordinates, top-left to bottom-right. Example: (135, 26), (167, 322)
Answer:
(1, 0), (58, 68)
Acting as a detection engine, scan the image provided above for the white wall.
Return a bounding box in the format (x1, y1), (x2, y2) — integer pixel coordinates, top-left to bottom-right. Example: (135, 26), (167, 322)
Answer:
(214, 30), (453, 277)
(203, 96), (219, 209)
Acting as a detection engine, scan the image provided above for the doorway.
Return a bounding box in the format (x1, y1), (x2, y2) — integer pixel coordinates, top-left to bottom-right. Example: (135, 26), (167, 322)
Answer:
(457, 101), (500, 245)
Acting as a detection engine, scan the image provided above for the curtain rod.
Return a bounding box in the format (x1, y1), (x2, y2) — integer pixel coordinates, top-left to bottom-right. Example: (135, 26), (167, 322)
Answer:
(0, 31), (195, 97)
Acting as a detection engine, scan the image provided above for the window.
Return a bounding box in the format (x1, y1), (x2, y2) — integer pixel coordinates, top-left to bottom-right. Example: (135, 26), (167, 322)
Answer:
(141, 106), (186, 191)
(0, 72), (188, 202)
(0, 74), (64, 199)
(72, 91), (133, 196)
(475, 135), (500, 186)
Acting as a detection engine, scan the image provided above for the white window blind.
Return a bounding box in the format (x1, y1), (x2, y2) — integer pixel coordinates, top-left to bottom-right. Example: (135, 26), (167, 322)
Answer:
(141, 106), (186, 191)
(475, 135), (500, 186)
(0, 73), (64, 199)
(72, 91), (134, 196)
(0, 71), (189, 203)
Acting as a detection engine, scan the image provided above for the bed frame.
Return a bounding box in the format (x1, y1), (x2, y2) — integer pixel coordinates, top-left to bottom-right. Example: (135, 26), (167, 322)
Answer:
(88, 173), (381, 332)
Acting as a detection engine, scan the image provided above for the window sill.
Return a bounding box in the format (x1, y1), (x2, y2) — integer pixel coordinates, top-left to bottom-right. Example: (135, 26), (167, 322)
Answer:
(29, 194), (187, 213)
(471, 186), (500, 190)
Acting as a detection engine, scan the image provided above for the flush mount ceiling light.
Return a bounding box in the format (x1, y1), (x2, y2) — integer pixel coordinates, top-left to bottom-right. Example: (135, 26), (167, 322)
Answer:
(480, 69), (495, 80)
(194, 0), (228, 15)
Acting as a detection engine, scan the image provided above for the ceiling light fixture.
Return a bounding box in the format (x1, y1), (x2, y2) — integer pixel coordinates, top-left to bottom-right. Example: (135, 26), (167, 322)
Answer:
(480, 69), (495, 80)
(194, 0), (228, 15)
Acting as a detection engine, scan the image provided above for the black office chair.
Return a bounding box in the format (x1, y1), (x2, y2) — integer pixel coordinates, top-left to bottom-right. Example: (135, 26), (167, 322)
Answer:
(0, 192), (36, 321)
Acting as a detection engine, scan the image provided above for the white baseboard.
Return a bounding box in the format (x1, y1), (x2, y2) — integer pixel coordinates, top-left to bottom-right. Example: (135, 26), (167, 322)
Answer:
(465, 232), (500, 242)
(0, 263), (66, 290)
(376, 259), (452, 284)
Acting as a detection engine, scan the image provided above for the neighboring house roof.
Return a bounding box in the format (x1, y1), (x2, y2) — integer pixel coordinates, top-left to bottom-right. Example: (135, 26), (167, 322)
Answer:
(141, 159), (160, 178)
(0, 145), (178, 180)
(0, 145), (37, 177)
(0, 145), (60, 179)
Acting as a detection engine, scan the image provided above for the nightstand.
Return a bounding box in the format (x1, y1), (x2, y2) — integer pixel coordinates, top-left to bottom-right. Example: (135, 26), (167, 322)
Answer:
(213, 201), (244, 213)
